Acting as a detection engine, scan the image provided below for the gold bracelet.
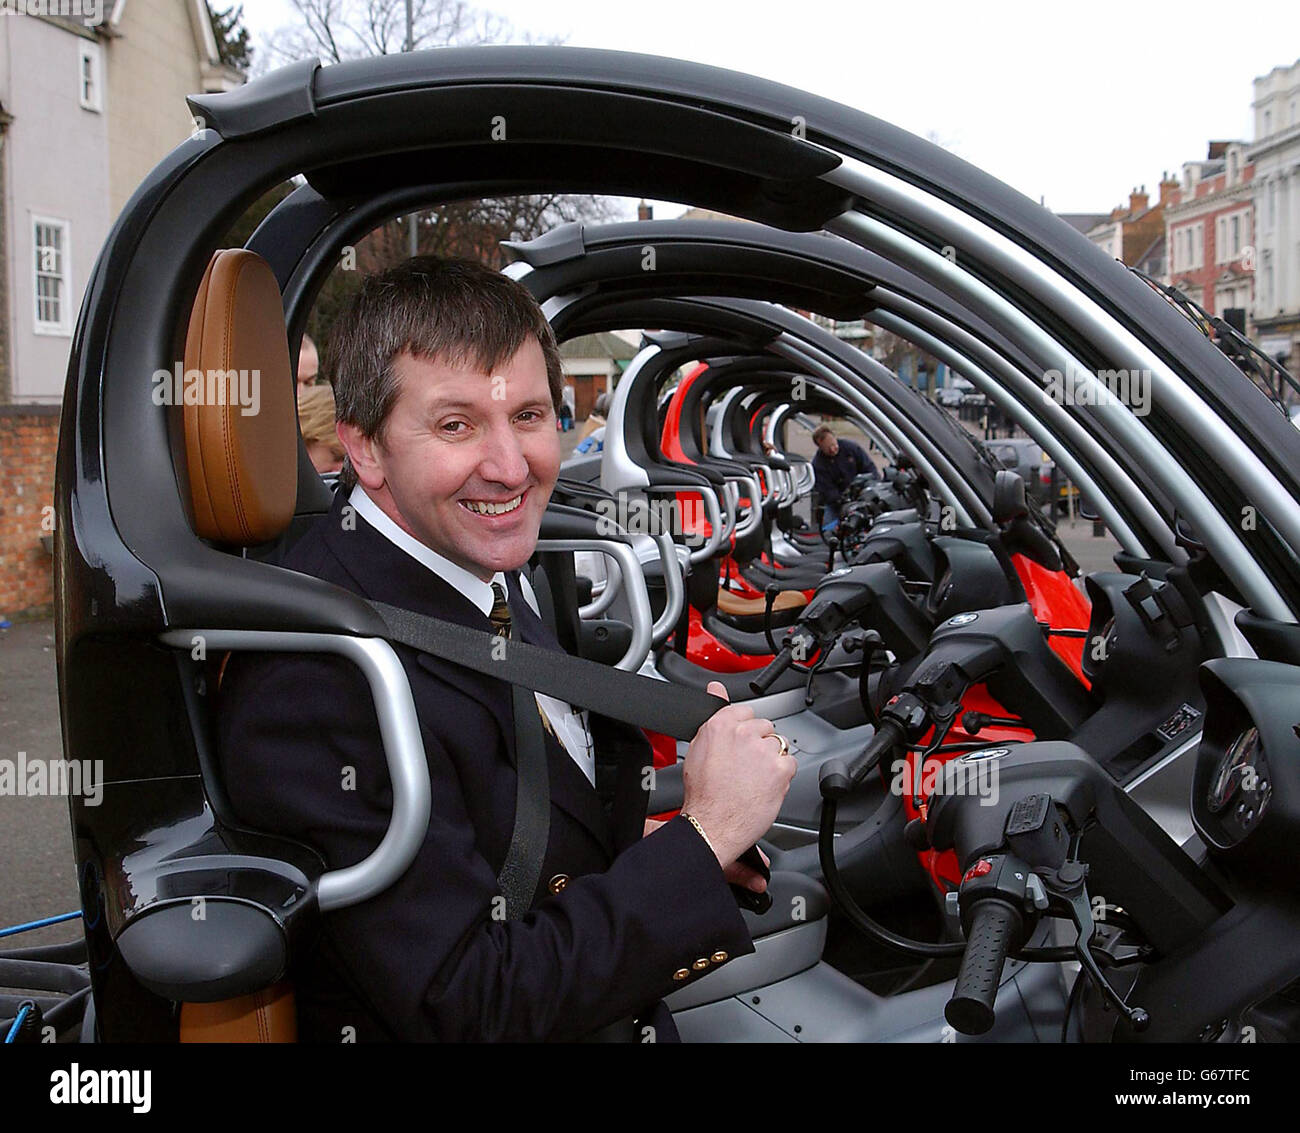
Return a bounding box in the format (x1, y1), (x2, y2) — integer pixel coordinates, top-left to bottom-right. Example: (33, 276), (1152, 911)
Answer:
(680, 812), (717, 858)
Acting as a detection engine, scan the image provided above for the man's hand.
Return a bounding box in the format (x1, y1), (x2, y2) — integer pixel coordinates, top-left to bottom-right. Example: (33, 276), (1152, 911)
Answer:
(680, 682), (796, 870)
(723, 845), (770, 892)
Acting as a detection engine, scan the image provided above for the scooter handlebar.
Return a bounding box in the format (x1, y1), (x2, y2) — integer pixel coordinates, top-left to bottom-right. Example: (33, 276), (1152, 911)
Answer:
(748, 644), (796, 696)
(819, 717), (906, 799)
(945, 899), (1021, 1037)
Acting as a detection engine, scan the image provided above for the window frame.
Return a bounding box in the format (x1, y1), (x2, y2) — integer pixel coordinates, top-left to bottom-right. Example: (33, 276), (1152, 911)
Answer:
(33, 215), (72, 337)
(78, 41), (103, 113)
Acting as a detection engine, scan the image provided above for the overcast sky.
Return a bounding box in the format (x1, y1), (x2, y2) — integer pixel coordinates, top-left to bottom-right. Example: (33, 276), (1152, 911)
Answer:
(242, 0), (1300, 216)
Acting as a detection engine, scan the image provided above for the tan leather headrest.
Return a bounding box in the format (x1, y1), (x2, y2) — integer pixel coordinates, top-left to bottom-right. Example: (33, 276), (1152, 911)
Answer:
(182, 249), (298, 545)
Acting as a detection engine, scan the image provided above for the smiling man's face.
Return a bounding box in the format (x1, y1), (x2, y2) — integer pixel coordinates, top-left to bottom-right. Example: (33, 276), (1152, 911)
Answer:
(342, 339), (561, 580)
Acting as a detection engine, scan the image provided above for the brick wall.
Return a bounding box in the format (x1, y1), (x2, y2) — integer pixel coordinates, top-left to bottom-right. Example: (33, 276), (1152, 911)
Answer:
(0, 406), (60, 618)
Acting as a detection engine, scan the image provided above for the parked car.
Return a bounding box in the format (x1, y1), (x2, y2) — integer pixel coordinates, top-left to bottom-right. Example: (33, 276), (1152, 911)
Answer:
(988, 437), (1073, 510)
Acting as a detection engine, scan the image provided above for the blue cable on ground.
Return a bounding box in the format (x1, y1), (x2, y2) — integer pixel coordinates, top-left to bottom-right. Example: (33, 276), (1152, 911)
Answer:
(0, 911), (82, 939)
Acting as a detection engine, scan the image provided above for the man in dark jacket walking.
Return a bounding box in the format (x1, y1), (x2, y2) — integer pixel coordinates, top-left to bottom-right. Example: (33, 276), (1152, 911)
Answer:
(811, 425), (875, 533)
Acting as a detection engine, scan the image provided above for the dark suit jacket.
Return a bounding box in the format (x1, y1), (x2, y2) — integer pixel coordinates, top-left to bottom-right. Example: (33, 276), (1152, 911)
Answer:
(812, 438), (875, 506)
(217, 490), (754, 1042)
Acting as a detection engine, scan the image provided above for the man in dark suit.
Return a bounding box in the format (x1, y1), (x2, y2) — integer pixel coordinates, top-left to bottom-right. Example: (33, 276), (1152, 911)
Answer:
(218, 258), (796, 1042)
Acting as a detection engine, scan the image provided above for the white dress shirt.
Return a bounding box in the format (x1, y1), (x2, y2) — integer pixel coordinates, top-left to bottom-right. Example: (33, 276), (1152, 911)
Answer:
(348, 486), (596, 786)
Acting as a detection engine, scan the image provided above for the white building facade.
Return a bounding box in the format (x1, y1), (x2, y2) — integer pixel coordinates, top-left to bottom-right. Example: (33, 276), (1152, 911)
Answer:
(1247, 58), (1300, 372)
(0, 2), (242, 404)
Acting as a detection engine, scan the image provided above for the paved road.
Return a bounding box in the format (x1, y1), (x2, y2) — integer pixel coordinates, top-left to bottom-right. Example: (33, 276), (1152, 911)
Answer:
(0, 618), (82, 951)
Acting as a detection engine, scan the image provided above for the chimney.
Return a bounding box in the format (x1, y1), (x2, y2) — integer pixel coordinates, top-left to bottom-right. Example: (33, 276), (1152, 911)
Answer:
(1158, 174), (1180, 206)
(1129, 187), (1149, 214)
(637, 199), (654, 221)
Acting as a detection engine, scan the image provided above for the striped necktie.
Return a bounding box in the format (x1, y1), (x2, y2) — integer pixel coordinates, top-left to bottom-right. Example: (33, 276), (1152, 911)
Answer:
(491, 581), (558, 741)
(489, 582), (513, 640)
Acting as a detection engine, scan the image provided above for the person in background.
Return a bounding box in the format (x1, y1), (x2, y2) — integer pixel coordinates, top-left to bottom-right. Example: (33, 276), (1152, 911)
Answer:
(811, 424), (875, 534)
(575, 425), (605, 455)
(298, 383), (345, 478)
(297, 334), (321, 389)
(559, 382), (576, 432)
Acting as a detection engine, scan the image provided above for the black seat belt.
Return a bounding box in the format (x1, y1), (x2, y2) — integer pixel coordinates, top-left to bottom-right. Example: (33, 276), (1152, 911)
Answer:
(366, 601), (723, 741)
(496, 683), (549, 920)
(365, 601), (726, 921)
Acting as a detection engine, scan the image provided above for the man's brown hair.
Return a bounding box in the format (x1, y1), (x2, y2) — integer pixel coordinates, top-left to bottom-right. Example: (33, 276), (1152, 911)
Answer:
(811, 424), (834, 444)
(325, 256), (565, 490)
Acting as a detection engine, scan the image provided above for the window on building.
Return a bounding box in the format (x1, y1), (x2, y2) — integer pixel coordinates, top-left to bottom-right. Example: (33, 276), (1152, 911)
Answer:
(34, 218), (71, 335)
(1264, 109), (1272, 137)
(78, 42), (102, 113)
(1192, 222), (1203, 269)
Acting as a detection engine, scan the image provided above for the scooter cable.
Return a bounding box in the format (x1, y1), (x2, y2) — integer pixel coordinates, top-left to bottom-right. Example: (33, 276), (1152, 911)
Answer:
(819, 799), (963, 959)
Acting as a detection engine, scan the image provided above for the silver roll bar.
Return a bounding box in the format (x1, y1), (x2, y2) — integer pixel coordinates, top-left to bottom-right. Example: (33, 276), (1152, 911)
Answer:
(159, 629), (431, 914)
(822, 158), (1293, 621)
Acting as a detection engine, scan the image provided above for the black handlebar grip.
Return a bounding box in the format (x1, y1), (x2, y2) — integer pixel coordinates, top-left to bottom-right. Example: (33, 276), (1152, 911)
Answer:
(749, 646), (795, 696)
(945, 900), (1021, 1036)
(819, 718), (903, 799)
(844, 718), (903, 785)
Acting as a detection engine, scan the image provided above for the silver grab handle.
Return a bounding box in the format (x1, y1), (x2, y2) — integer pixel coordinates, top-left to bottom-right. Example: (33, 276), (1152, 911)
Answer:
(535, 538), (653, 671)
(578, 557), (622, 618)
(159, 629), (432, 914)
(719, 480), (738, 541)
(649, 528), (685, 648)
(648, 484), (726, 564)
(727, 475), (764, 539)
(776, 468), (795, 506)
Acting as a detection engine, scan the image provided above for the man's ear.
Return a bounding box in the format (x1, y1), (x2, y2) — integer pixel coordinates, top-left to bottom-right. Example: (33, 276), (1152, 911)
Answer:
(337, 421), (386, 491)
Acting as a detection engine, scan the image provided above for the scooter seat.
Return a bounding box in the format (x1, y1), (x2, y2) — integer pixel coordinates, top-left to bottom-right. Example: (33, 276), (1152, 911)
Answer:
(715, 588), (807, 617)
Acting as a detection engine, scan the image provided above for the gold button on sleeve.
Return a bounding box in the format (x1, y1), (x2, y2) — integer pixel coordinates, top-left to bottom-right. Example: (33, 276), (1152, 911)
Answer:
(711, 951), (729, 964)
(692, 957), (710, 971)
(672, 968), (691, 981)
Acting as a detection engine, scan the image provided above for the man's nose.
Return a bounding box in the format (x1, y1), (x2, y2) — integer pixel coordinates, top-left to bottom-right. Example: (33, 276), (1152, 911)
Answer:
(477, 423), (530, 486)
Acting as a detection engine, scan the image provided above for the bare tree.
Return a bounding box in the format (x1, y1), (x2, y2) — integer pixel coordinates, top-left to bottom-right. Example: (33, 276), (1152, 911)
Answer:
(258, 0), (553, 72)
(249, 0), (620, 359)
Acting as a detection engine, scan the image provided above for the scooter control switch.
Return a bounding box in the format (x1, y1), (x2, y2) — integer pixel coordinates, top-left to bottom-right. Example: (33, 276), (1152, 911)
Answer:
(1004, 793), (1069, 870)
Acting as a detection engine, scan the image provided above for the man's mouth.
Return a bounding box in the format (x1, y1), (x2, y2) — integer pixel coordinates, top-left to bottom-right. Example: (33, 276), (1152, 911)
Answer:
(459, 492), (525, 517)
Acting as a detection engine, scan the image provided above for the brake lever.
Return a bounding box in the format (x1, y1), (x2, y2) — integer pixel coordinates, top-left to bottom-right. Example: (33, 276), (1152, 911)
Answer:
(1040, 862), (1150, 1032)
(763, 584), (781, 655)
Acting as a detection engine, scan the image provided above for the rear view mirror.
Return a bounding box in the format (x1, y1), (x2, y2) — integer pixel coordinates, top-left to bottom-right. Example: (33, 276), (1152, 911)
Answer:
(1173, 510), (1208, 555)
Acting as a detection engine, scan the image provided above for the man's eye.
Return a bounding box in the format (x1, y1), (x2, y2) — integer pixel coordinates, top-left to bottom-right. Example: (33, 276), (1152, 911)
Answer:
(440, 420), (469, 435)
(516, 410), (544, 424)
